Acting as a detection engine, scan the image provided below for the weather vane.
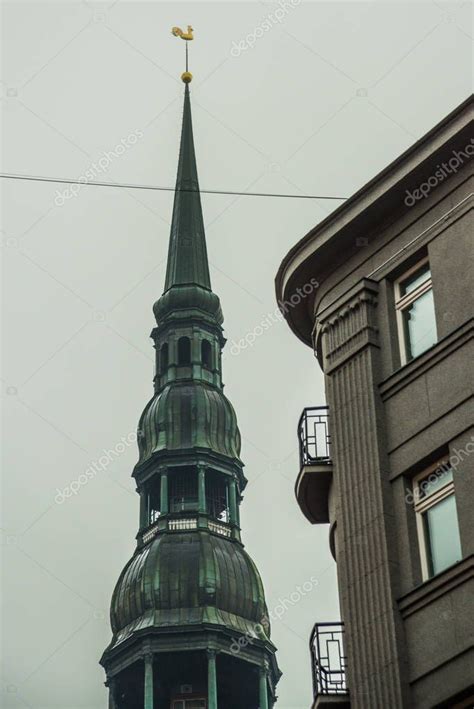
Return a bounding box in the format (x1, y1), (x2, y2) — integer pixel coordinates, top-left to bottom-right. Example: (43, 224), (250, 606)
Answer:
(171, 25), (194, 83)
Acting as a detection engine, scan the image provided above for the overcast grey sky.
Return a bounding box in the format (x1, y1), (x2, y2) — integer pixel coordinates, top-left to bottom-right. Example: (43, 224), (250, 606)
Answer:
(2, 1), (472, 707)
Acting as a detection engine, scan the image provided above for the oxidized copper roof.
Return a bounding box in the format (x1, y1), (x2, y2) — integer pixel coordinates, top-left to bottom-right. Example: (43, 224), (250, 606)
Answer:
(137, 381), (242, 466)
(165, 84), (211, 292)
(103, 81), (280, 690)
(110, 532), (270, 648)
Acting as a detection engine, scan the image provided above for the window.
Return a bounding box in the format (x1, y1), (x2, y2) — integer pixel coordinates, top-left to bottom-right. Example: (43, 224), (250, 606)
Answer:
(413, 460), (462, 579)
(201, 339), (212, 369)
(160, 343), (169, 373)
(178, 336), (191, 365)
(172, 701), (206, 709)
(395, 259), (437, 363)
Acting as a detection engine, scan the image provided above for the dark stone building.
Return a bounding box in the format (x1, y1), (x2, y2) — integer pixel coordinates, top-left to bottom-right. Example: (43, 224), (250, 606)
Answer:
(275, 97), (473, 709)
(101, 77), (280, 708)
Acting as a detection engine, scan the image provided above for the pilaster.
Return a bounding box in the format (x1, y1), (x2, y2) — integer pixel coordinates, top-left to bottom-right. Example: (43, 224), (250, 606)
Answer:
(139, 489), (147, 530)
(198, 464), (207, 513)
(207, 649), (218, 709)
(160, 470), (169, 515)
(317, 278), (409, 708)
(198, 463), (207, 529)
(228, 478), (238, 525)
(259, 666), (269, 709)
(144, 652), (154, 709)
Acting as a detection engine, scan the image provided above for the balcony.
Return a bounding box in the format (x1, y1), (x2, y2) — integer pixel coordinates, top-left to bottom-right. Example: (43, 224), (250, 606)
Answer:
(310, 623), (349, 709)
(138, 512), (233, 547)
(295, 407), (333, 524)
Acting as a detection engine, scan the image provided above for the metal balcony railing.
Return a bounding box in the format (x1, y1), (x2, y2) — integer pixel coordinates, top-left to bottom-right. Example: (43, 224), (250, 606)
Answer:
(310, 623), (348, 697)
(298, 407), (331, 468)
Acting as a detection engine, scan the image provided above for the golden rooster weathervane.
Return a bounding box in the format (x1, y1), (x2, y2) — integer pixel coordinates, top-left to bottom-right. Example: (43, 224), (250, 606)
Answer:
(171, 25), (194, 83)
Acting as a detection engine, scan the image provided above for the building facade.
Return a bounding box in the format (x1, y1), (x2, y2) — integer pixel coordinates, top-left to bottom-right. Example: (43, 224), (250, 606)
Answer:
(101, 77), (280, 708)
(275, 97), (473, 709)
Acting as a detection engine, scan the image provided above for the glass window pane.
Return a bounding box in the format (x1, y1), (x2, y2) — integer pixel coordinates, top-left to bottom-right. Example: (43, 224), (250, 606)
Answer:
(424, 494), (462, 576)
(418, 466), (453, 499)
(399, 263), (431, 297)
(402, 288), (437, 359)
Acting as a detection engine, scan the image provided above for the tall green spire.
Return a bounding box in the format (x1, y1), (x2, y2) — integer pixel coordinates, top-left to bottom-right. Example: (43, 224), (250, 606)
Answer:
(101, 48), (281, 706)
(164, 83), (211, 291)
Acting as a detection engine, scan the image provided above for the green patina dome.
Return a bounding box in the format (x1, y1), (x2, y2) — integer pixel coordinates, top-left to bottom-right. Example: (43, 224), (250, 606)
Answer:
(153, 284), (223, 325)
(137, 381), (242, 465)
(110, 532), (270, 647)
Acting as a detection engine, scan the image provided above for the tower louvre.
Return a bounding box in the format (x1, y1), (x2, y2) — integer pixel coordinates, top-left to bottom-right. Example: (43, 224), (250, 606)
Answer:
(100, 80), (281, 709)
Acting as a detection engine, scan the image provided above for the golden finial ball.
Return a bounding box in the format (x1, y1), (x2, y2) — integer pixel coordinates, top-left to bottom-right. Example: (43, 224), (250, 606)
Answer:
(181, 71), (193, 83)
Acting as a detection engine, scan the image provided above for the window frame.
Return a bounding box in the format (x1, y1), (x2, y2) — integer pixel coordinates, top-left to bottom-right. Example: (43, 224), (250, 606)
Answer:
(394, 257), (436, 364)
(412, 458), (461, 580)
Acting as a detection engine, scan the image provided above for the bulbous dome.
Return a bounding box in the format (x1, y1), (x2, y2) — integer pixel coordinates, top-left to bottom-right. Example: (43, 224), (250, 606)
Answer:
(110, 532), (271, 647)
(137, 381), (241, 466)
(153, 284), (223, 325)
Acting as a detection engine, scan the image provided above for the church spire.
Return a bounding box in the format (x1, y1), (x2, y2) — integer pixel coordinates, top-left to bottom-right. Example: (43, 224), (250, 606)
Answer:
(101, 27), (281, 707)
(164, 81), (211, 292)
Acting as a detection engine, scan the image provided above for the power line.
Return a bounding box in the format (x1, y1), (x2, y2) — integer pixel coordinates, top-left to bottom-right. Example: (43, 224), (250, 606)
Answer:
(0, 172), (347, 201)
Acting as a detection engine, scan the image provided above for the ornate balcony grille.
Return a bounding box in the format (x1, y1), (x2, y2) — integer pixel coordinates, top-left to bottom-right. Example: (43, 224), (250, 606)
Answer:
(298, 407), (331, 467)
(310, 623), (348, 697)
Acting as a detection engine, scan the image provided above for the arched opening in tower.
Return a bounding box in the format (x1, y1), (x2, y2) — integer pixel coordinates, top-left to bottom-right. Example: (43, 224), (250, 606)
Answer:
(160, 342), (169, 372)
(169, 467), (199, 513)
(206, 469), (229, 523)
(178, 336), (191, 365)
(201, 339), (212, 369)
